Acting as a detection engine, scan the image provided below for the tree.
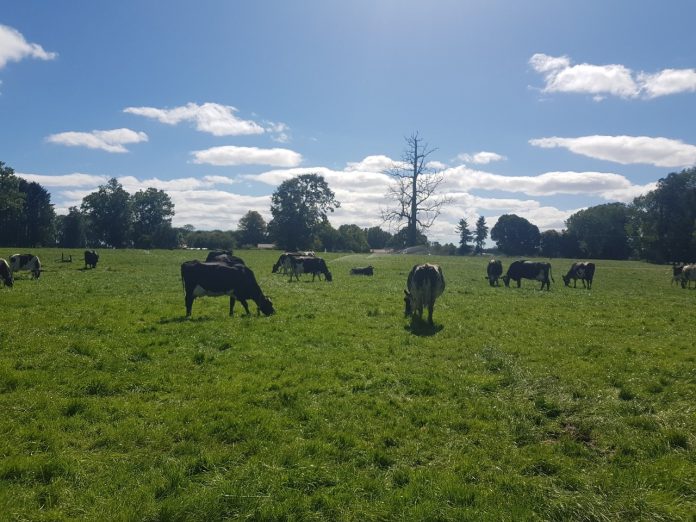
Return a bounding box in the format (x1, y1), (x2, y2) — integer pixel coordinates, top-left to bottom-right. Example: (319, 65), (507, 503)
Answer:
(336, 224), (370, 252)
(490, 214), (540, 255)
(381, 133), (451, 247)
(539, 229), (579, 258)
(565, 203), (631, 260)
(58, 206), (87, 248)
(365, 226), (392, 250)
(0, 162), (26, 246)
(456, 218), (474, 255)
(268, 174), (340, 251)
(131, 187), (175, 248)
(18, 180), (56, 246)
(81, 178), (133, 248)
(474, 216), (488, 254)
(387, 227), (428, 250)
(237, 210), (267, 246)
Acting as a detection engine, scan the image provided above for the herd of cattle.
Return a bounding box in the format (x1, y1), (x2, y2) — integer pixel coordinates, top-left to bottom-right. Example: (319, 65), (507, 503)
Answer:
(2, 248), (695, 325)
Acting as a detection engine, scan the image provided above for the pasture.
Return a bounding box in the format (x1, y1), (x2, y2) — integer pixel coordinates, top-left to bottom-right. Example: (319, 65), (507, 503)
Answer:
(0, 248), (694, 521)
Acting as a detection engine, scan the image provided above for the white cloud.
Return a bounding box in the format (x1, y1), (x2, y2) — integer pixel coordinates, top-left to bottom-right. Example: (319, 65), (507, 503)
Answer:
(124, 102), (265, 136)
(530, 135), (696, 167)
(530, 53), (696, 99)
(192, 145), (302, 167)
(457, 151), (507, 165)
(345, 155), (396, 173)
(638, 69), (696, 99)
(17, 172), (108, 187)
(0, 24), (57, 69)
(46, 128), (148, 153)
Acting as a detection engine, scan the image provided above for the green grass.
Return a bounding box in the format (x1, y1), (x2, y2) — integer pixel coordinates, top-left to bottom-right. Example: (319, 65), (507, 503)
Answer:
(0, 248), (694, 521)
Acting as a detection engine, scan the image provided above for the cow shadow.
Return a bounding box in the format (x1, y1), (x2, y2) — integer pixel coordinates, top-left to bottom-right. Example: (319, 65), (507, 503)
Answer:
(406, 320), (444, 337)
(159, 316), (212, 325)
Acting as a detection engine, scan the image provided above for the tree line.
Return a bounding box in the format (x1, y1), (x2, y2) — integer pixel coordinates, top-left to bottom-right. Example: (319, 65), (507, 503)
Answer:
(2, 157), (695, 262)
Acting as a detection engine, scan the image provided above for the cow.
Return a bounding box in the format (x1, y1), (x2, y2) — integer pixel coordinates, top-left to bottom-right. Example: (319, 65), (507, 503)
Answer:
(671, 263), (685, 286)
(681, 264), (696, 289)
(272, 251), (315, 274)
(350, 266), (374, 276)
(9, 254), (41, 279)
(562, 262), (596, 289)
(287, 255), (332, 282)
(205, 250), (245, 266)
(501, 260), (553, 290)
(0, 258), (13, 287)
(486, 259), (503, 286)
(180, 260), (274, 318)
(404, 263), (445, 326)
(84, 250), (99, 269)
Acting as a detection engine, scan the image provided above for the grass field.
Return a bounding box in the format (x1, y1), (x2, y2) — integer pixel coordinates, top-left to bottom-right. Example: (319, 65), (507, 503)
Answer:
(0, 248), (694, 521)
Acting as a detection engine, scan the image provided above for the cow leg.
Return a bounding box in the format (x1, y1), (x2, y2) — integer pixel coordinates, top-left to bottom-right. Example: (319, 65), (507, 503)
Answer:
(240, 299), (251, 315)
(185, 293), (195, 317)
(516, 279), (521, 288)
(230, 296), (236, 316)
(427, 302), (434, 325)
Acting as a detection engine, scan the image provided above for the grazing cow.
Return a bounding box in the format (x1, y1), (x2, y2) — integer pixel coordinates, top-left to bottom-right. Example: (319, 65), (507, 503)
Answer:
(287, 256), (332, 282)
(502, 260), (553, 290)
(562, 262), (596, 289)
(84, 250), (99, 269)
(272, 251), (315, 274)
(180, 260), (274, 317)
(350, 266), (374, 276)
(486, 259), (503, 286)
(0, 258), (13, 287)
(205, 250), (245, 266)
(9, 254), (41, 279)
(404, 263), (445, 325)
(681, 264), (696, 289)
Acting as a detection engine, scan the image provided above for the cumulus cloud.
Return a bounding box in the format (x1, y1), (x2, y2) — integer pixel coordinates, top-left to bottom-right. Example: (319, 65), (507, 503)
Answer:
(17, 172), (108, 187)
(530, 135), (696, 168)
(192, 145), (302, 167)
(0, 24), (57, 69)
(124, 102), (265, 136)
(530, 53), (696, 99)
(345, 155), (396, 173)
(457, 151), (507, 164)
(46, 128), (148, 153)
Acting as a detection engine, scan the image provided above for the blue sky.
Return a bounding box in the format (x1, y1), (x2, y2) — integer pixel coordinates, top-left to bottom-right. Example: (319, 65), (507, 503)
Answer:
(2, 1), (696, 244)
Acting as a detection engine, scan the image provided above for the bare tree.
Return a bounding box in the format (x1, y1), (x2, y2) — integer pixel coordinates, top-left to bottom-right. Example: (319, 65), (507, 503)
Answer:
(381, 132), (451, 247)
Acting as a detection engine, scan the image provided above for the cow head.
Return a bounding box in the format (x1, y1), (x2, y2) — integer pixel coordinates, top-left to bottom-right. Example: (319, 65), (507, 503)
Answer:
(0, 272), (13, 288)
(325, 270), (333, 282)
(562, 274), (571, 286)
(501, 274), (510, 287)
(258, 297), (275, 316)
(403, 289), (413, 317)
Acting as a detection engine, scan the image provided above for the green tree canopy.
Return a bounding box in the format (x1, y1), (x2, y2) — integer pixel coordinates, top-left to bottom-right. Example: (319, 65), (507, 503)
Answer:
(474, 216), (488, 254)
(336, 224), (370, 252)
(237, 210), (267, 246)
(81, 178), (133, 248)
(365, 226), (392, 250)
(58, 206), (87, 248)
(268, 174), (340, 250)
(456, 218), (474, 255)
(490, 214), (540, 256)
(131, 187), (175, 248)
(565, 203), (631, 260)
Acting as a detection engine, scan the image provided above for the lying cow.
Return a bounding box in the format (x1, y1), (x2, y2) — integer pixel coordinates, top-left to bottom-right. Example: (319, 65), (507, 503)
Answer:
(681, 264), (696, 289)
(404, 263), (445, 325)
(0, 258), (13, 287)
(287, 256), (332, 282)
(180, 260), (274, 317)
(350, 266), (374, 276)
(562, 262), (595, 289)
(502, 260), (553, 290)
(84, 250), (99, 269)
(9, 254), (41, 279)
(486, 259), (503, 286)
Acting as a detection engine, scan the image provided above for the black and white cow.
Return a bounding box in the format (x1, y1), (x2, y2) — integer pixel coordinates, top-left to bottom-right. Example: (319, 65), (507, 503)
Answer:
(681, 264), (696, 289)
(180, 260), (274, 317)
(272, 251), (314, 274)
(350, 266), (374, 276)
(671, 263), (685, 286)
(502, 260), (553, 290)
(84, 250), (99, 269)
(205, 250), (245, 266)
(9, 254), (41, 279)
(562, 261), (595, 289)
(404, 263), (445, 325)
(287, 256), (332, 282)
(0, 258), (13, 287)
(486, 259), (503, 286)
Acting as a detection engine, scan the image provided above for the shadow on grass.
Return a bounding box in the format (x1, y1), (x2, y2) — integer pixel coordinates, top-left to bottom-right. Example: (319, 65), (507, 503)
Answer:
(406, 320), (444, 337)
(158, 316), (212, 324)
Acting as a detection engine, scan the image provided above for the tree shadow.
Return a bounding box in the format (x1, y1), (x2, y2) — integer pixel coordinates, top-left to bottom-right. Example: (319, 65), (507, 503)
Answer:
(405, 320), (444, 337)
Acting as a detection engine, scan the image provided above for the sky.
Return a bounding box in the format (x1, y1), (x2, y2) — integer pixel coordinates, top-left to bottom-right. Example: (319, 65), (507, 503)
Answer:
(2, 1), (696, 245)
